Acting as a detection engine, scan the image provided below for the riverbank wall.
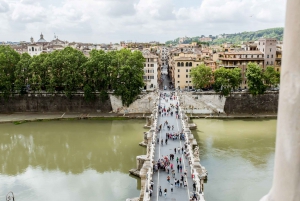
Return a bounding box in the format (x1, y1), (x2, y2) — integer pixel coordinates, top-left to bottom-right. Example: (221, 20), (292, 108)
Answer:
(0, 94), (112, 113)
(0, 91), (278, 115)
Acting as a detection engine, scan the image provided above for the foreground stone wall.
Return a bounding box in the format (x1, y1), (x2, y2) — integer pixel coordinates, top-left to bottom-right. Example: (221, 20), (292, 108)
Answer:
(0, 94), (112, 113)
(224, 92), (279, 114)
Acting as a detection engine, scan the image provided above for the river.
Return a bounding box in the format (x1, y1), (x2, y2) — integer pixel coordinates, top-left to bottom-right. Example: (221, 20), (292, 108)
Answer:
(192, 119), (276, 201)
(0, 119), (276, 201)
(0, 120), (146, 201)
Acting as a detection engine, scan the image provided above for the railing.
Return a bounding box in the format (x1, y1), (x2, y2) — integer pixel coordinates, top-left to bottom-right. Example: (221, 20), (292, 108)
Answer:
(142, 95), (160, 201)
(177, 91), (206, 200)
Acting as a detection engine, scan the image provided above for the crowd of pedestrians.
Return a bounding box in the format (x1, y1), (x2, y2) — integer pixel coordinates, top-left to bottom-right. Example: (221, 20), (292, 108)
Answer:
(149, 90), (199, 201)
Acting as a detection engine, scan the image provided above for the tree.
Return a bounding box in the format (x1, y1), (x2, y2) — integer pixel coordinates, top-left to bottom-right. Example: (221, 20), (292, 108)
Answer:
(28, 53), (49, 92)
(213, 67), (242, 96)
(0, 46), (20, 97)
(15, 53), (31, 94)
(264, 66), (280, 88)
(47, 48), (86, 97)
(246, 62), (266, 95)
(190, 64), (213, 89)
(113, 49), (145, 106)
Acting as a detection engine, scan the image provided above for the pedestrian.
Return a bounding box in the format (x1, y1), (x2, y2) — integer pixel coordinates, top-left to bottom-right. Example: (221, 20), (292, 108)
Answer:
(172, 169), (175, 178)
(167, 175), (170, 183)
(176, 157), (179, 164)
(159, 186), (162, 196)
(182, 147), (184, 153)
(150, 189), (153, 197)
(174, 148), (177, 154)
(180, 157), (182, 164)
(151, 180), (154, 189)
(177, 164), (180, 173)
(193, 182), (196, 191)
(164, 188), (167, 198)
(171, 184), (173, 193)
(184, 180), (187, 187)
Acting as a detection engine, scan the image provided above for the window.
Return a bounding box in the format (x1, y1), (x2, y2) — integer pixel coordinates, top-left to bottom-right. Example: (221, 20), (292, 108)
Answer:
(263, 48), (264, 52)
(245, 81), (247, 84)
(177, 81), (180, 83)
(178, 75), (180, 78)
(144, 64), (146, 67)
(178, 69), (180, 72)
(181, 62), (184, 66)
(271, 55), (273, 58)
(270, 48), (272, 52)
(151, 64), (154, 67)
(177, 62), (180, 66)
(186, 69), (188, 72)
(267, 61), (269, 65)
(267, 55), (269, 58)
(186, 75), (188, 78)
(186, 62), (189, 66)
(186, 81), (188, 83)
(189, 81), (191, 83)
(271, 61), (273, 65)
(189, 62), (192, 66)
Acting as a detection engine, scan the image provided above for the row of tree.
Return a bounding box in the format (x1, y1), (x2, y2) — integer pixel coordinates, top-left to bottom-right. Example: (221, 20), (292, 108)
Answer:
(0, 46), (145, 106)
(190, 63), (280, 96)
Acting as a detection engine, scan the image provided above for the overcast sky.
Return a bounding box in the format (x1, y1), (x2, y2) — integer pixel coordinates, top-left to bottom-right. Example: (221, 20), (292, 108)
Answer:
(0, 0), (287, 43)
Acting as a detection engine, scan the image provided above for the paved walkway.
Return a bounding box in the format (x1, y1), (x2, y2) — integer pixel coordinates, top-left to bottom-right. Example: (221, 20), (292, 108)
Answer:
(151, 91), (195, 201)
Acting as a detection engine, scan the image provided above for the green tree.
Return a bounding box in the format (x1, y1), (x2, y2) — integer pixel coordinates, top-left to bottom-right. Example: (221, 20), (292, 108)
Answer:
(47, 48), (86, 97)
(213, 67), (242, 96)
(190, 64), (213, 89)
(113, 49), (145, 106)
(0, 46), (20, 97)
(264, 66), (280, 88)
(246, 62), (266, 95)
(15, 53), (32, 94)
(28, 53), (49, 92)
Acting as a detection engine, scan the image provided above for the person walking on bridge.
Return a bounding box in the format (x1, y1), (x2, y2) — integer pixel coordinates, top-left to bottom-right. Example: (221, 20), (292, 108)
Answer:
(164, 188), (167, 198)
(159, 186), (162, 196)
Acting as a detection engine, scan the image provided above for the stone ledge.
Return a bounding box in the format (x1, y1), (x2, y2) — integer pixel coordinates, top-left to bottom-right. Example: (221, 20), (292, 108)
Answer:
(129, 169), (140, 178)
(139, 141), (147, 147)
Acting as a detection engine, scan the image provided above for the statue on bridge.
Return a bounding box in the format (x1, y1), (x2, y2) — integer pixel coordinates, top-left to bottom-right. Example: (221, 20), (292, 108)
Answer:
(193, 146), (200, 159)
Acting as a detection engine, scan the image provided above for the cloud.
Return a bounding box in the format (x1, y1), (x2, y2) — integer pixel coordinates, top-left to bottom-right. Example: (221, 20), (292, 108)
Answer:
(0, 0), (287, 43)
(0, 1), (9, 13)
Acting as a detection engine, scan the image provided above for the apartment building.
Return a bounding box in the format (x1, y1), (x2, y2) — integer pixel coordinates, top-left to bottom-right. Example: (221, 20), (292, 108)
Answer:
(219, 51), (264, 89)
(142, 51), (159, 90)
(257, 38), (277, 68)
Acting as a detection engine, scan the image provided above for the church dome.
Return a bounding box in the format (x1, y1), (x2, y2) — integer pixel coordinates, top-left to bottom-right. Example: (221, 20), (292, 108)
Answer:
(37, 33), (47, 43)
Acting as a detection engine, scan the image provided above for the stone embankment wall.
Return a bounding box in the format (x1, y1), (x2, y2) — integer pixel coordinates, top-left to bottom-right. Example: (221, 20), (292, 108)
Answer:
(224, 92), (279, 114)
(110, 92), (157, 114)
(0, 94), (112, 113)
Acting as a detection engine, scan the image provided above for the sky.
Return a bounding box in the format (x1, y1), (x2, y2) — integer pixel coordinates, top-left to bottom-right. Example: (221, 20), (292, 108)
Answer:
(0, 0), (287, 43)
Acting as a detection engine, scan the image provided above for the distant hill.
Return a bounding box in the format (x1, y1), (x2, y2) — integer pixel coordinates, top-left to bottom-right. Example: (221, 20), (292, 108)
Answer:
(165, 27), (284, 46)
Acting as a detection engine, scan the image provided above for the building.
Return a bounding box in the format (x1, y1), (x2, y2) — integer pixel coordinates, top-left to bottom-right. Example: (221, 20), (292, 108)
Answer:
(27, 44), (43, 56)
(257, 38), (277, 68)
(218, 51), (264, 89)
(142, 50), (159, 90)
(159, 46), (169, 66)
(199, 37), (212, 42)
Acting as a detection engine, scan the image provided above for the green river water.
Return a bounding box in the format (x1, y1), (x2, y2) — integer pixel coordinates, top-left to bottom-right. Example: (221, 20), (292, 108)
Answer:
(0, 119), (276, 201)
